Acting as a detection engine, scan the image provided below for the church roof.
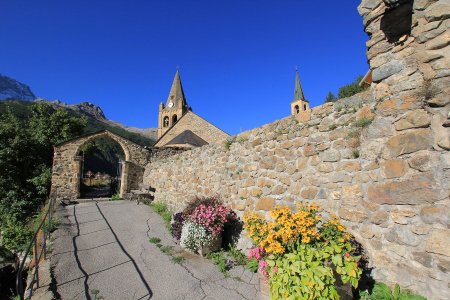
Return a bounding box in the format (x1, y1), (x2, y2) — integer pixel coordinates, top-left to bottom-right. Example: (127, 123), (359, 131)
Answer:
(294, 69), (307, 102)
(165, 129), (208, 147)
(166, 70), (188, 109)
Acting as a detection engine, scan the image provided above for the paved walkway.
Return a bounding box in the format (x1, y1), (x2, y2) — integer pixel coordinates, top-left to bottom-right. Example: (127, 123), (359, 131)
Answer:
(51, 200), (263, 300)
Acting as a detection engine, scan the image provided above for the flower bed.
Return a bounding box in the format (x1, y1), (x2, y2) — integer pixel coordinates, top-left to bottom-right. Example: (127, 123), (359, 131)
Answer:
(244, 203), (363, 300)
(172, 197), (236, 256)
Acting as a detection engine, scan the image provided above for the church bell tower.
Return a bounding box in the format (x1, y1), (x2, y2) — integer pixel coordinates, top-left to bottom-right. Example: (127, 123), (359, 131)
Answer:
(157, 70), (190, 138)
(291, 68), (310, 116)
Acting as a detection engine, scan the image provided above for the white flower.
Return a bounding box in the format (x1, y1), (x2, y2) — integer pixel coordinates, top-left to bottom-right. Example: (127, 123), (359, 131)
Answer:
(180, 220), (214, 252)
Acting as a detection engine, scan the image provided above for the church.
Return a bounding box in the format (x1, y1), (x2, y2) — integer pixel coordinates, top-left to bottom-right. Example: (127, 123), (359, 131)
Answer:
(154, 68), (310, 148)
(154, 70), (230, 148)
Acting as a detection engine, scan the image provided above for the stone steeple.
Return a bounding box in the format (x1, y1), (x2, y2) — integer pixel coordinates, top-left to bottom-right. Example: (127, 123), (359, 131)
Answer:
(291, 68), (310, 117)
(165, 70), (188, 110)
(294, 68), (306, 101)
(157, 70), (190, 139)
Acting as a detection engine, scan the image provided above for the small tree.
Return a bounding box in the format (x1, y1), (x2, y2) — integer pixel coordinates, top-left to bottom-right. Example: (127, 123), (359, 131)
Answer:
(325, 91), (337, 102)
(337, 75), (366, 99)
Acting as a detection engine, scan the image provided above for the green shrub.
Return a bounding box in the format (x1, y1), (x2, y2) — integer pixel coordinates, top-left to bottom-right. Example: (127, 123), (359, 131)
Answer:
(111, 193), (121, 201)
(228, 245), (247, 265)
(359, 282), (427, 300)
(0, 216), (32, 252)
(268, 241), (361, 300)
(207, 251), (229, 274)
(354, 117), (373, 128)
(246, 257), (259, 273)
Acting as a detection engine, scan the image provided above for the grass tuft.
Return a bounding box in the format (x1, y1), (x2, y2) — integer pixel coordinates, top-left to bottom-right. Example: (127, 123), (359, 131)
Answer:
(149, 237), (161, 244)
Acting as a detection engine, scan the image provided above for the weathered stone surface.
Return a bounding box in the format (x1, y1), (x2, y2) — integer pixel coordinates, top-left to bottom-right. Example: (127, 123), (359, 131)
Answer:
(318, 163), (334, 173)
(412, 252), (433, 268)
(394, 109), (431, 131)
(365, 117), (393, 139)
(339, 208), (368, 223)
(255, 198), (275, 211)
(296, 157), (309, 171)
(368, 173), (441, 205)
(301, 187), (318, 200)
(303, 144), (317, 157)
(391, 209), (416, 224)
(360, 224), (376, 239)
(420, 205), (450, 225)
(427, 93), (450, 107)
(408, 151), (438, 171)
(382, 159), (408, 178)
(370, 211), (389, 225)
(425, 1), (450, 22)
(372, 60), (404, 82)
(385, 225), (422, 246)
(272, 185), (286, 195)
(425, 32), (450, 50)
(355, 106), (375, 121)
(336, 161), (362, 172)
(321, 149), (341, 162)
(426, 229), (450, 257)
(383, 129), (432, 157)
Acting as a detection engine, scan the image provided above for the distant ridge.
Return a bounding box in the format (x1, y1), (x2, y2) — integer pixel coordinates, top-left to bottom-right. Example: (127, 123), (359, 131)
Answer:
(0, 73), (157, 145)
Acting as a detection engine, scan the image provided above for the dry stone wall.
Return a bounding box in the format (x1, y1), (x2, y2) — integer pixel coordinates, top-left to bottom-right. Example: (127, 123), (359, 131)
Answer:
(144, 1), (450, 298)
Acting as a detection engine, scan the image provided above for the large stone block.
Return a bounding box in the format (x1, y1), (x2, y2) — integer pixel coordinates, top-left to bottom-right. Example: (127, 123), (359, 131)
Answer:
(394, 109), (431, 131)
(338, 208), (368, 223)
(367, 173), (441, 205)
(426, 229), (450, 257)
(383, 129), (432, 157)
(385, 225), (422, 246)
(425, 0), (450, 22)
(420, 205), (450, 225)
(372, 60), (404, 82)
(382, 159), (408, 178)
(255, 197), (275, 211)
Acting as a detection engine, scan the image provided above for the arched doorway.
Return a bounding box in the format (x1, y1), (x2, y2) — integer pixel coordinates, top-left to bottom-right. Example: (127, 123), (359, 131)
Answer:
(51, 130), (149, 200)
(78, 137), (126, 199)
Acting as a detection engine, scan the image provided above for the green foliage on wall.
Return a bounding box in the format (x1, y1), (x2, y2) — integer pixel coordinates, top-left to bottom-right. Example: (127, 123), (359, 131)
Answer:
(324, 75), (367, 103)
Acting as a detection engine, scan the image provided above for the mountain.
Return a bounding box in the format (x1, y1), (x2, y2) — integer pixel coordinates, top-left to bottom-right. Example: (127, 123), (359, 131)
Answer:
(0, 74), (36, 101)
(1, 99), (157, 146)
(0, 73), (158, 145)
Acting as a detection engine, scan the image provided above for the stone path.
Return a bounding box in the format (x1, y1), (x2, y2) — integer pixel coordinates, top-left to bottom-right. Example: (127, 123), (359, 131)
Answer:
(50, 200), (263, 300)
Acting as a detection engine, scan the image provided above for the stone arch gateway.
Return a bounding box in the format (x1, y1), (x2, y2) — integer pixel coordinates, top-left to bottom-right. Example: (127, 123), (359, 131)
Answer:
(51, 130), (150, 200)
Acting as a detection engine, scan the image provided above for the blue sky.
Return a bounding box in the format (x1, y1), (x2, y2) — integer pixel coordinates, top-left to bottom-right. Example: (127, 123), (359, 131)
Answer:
(0, 0), (368, 135)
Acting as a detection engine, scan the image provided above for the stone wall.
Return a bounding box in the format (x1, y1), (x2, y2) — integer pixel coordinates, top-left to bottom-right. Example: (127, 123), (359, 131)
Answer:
(143, 1), (450, 298)
(51, 130), (150, 199)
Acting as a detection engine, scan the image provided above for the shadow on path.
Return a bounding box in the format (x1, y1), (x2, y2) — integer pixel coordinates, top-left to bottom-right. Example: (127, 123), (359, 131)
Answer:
(69, 203), (153, 299)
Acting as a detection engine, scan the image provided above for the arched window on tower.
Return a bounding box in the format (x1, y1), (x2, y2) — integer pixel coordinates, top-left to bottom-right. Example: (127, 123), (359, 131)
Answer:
(163, 116), (169, 127)
(172, 115), (178, 125)
(303, 104), (307, 111)
(295, 105), (300, 114)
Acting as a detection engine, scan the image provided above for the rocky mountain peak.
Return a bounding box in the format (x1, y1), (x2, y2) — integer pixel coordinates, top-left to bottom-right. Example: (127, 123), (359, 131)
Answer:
(0, 74), (36, 101)
(74, 101), (106, 120)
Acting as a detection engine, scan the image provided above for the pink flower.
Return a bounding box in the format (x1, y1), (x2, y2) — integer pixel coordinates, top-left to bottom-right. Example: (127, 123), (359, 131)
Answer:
(345, 253), (350, 258)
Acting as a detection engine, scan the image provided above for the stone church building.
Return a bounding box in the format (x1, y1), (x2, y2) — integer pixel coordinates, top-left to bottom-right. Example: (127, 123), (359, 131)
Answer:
(154, 71), (229, 148)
